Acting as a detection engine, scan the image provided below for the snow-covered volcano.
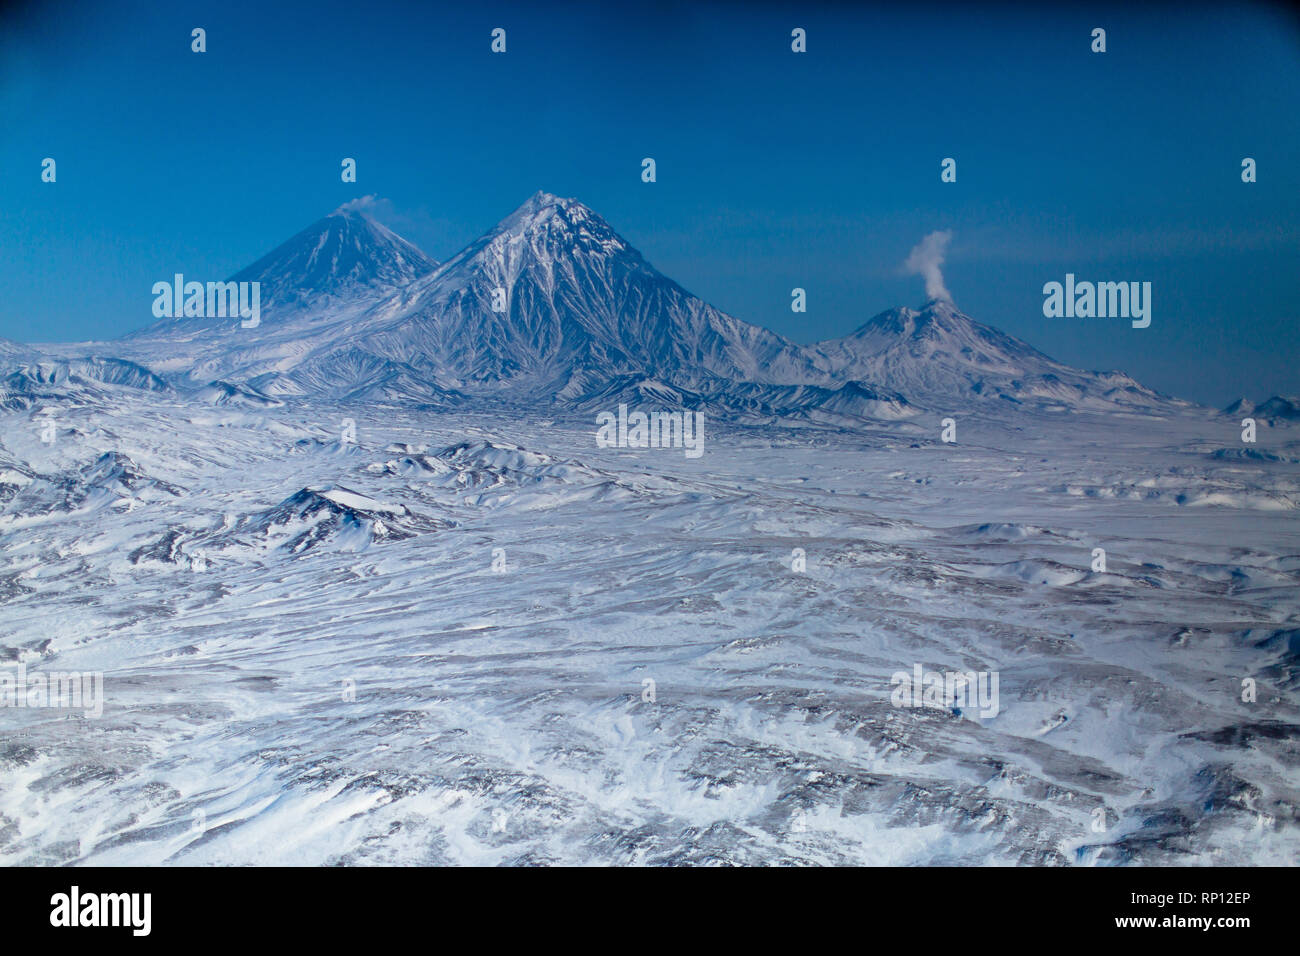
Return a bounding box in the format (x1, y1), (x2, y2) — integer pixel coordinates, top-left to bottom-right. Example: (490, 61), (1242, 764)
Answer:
(811, 299), (1178, 413)
(110, 204), (442, 393)
(40, 192), (1184, 418)
(229, 202), (439, 314)
(129, 202), (438, 338)
(306, 191), (824, 395)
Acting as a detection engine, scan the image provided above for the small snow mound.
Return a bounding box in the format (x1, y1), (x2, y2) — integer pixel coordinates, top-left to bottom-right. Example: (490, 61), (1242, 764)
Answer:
(196, 380), (284, 408)
(315, 487), (407, 516)
(236, 485), (424, 554)
(434, 440), (555, 471)
(367, 455), (452, 478)
(952, 522), (1058, 541)
(982, 560), (1087, 587)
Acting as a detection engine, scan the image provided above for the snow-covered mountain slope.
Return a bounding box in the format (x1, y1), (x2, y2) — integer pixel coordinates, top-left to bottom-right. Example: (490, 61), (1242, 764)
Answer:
(338, 191), (824, 392)
(111, 205), (440, 391)
(130, 203), (437, 339)
(0, 337), (33, 359)
(810, 299), (1183, 414)
(0, 358), (171, 410)
(0, 450), (182, 526)
(560, 371), (917, 426)
(193, 380), (284, 408)
(229, 203), (438, 314)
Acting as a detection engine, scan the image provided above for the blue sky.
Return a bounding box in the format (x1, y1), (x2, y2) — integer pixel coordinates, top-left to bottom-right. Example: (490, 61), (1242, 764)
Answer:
(2, 0), (1297, 406)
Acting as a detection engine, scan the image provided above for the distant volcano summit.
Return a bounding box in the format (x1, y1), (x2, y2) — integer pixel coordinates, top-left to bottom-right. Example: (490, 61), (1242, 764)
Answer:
(58, 192), (1183, 417)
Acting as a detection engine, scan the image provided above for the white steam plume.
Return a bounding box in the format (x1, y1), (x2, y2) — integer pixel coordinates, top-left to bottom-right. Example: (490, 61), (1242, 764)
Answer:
(903, 230), (954, 302)
(334, 194), (380, 215)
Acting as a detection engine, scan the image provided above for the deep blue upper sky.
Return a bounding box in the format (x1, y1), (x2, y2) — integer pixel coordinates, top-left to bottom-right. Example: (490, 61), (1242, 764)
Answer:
(2, 0), (1297, 406)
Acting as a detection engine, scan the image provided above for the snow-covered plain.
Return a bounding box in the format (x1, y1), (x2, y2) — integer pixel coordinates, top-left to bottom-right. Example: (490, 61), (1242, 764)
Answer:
(2, 193), (1297, 865)
(1, 390), (1297, 865)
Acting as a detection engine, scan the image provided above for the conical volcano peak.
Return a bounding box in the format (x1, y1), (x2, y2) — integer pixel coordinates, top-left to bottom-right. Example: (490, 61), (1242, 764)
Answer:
(812, 293), (1089, 405)
(842, 306), (919, 339)
(226, 203), (438, 313)
(851, 299), (1007, 347)
(520, 189), (570, 212)
(449, 191), (635, 272)
(915, 298), (970, 328)
(351, 188), (824, 390)
(496, 190), (610, 239)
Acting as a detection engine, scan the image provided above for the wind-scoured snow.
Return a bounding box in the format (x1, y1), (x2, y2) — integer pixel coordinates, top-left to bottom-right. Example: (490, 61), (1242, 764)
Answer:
(1, 194), (1295, 866)
(0, 391), (1296, 865)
